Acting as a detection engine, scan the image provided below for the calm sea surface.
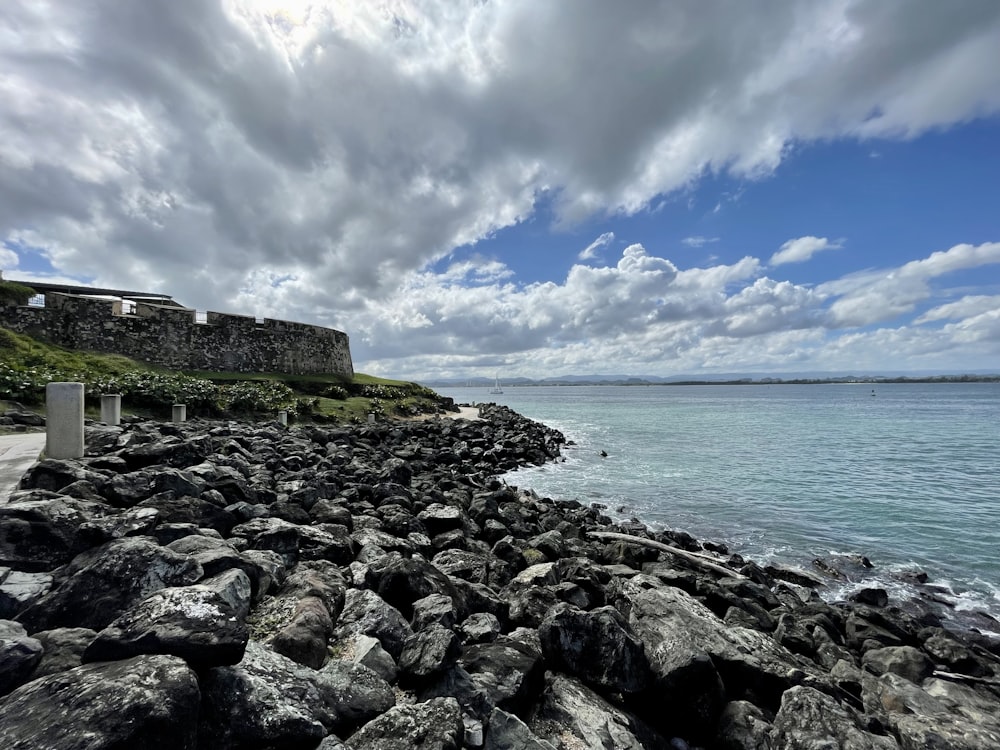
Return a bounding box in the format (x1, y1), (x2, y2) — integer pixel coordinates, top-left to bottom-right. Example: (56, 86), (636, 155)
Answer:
(436, 383), (1000, 627)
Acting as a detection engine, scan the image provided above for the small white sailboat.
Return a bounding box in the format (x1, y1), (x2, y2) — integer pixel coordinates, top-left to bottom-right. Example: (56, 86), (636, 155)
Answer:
(489, 375), (504, 395)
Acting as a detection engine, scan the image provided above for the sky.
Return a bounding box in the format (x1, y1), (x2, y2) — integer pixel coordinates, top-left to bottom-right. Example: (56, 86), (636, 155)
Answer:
(2, 1), (1000, 381)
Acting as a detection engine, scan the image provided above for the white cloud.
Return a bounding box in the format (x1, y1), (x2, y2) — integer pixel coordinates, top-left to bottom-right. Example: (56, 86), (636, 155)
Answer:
(578, 232), (615, 261)
(682, 236), (720, 248)
(771, 236), (843, 266)
(1, 2), (999, 377)
(915, 295), (1000, 324)
(0, 246), (18, 270)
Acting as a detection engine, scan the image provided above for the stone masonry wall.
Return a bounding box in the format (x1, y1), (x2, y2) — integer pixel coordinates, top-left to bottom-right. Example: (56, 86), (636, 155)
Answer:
(0, 293), (353, 377)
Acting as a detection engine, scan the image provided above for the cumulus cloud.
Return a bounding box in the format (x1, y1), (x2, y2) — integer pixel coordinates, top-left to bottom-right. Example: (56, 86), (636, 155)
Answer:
(771, 236), (843, 266)
(2, 2), (999, 376)
(0, 246), (18, 271)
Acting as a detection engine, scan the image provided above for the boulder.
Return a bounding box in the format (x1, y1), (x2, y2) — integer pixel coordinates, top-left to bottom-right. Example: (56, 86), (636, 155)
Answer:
(199, 640), (394, 748)
(345, 696), (464, 750)
(0, 498), (95, 571)
(398, 624), (460, 682)
(484, 708), (557, 750)
(0, 569), (52, 618)
(334, 632), (398, 683)
(528, 673), (663, 750)
(83, 569), (251, 668)
(28, 627), (97, 678)
(269, 595), (333, 668)
(0, 654), (200, 750)
(375, 556), (463, 620)
(714, 700), (774, 750)
(458, 612), (502, 644)
(770, 686), (898, 749)
(334, 588), (414, 660)
(16, 537), (203, 632)
(861, 645), (933, 684)
(412, 592), (458, 632)
(0, 624), (43, 695)
(538, 604), (651, 693)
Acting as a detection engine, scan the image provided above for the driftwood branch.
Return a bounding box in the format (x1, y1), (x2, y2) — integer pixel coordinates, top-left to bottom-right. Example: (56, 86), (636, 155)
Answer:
(587, 530), (746, 580)
(933, 670), (1000, 687)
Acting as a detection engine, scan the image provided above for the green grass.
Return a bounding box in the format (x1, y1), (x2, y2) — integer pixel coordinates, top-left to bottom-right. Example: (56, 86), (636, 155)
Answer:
(0, 326), (450, 423)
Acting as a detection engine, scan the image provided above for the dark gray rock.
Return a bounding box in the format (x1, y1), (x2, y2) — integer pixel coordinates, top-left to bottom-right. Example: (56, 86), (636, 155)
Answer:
(199, 640), (394, 748)
(334, 633), (398, 683)
(459, 612), (502, 644)
(28, 627), (96, 678)
(538, 604), (651, 694)
(412, 592), (458, 632)
(0, 654), (200, 750)
(16, 537), (203, 632)
(83, 569), (251, 667)
(345, 696), (464, 750)
(398, 624), (460, 681)
(714, 700), (774, 750)
(0, 497), (95, 571)
(528, 673), (662, 750)
(269, 594), (333, 668)
(861, 645), (933, 684)
(334, 588), (414, 660)
(484, 707), (557, 750)
(375, 556), (464, 620)
(0, 626), (43, 695)
(17, 458), (109, 494)
(770, 685), (897, 749)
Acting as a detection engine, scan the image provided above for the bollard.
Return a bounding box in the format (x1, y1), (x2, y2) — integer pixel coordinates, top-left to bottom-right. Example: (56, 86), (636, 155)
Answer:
(367, 412), (375, 424)
(172, 404), (187, 423)
(46, 382), (85, 459)
(277, 409), (288, 426)
(100, 394), (122, 426)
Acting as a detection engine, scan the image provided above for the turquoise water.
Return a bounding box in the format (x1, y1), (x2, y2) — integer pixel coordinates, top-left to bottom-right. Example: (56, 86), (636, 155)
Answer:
(437, 383), (1000, 626)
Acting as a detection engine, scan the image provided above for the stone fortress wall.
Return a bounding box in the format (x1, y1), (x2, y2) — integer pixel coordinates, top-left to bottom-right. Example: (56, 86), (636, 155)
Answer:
(0, 290), (353, 378)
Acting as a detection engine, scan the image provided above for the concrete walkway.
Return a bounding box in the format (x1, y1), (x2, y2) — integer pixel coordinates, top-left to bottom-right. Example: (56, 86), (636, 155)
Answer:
(0, 432), (45, 503)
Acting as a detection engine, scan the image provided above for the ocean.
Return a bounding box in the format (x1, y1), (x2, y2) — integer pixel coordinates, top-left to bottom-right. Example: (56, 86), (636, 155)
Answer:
(435, 382), (1000, 630)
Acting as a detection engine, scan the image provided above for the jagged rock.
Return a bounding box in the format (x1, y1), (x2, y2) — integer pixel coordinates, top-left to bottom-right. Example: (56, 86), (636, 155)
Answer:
(199, 640), (394, 748)
(920, 629), (990, 676)
(459, 612), (502, 644)
(0, 654), (200, 750)
(851, 588), (889, 607)
(334, 588), (414, 660)
(138, 491), (236, 535)
(278, 559), (347, 619)
(715, 700), (774, 750)
(79, 505), (161, 543)
(861, 645), (933, 683)
(770, 686), (897, 749)
(412, 592), (458, 632)
(417, 503), (466, 536)
(484, 707), (557, 750)
(0, 497), (95, 571)
(538, 604), (651, 693)
(269, 595), (333, 668)
(0, 568), (52, 618)
(334, 632), (398, 683)
(398, 624), (460, 681)
(376, 556), (464, 620)
(528, 673), (663, 750)
(422, 634), (545, 720)
(0, 620), (43, 695)
(16, 537), (203, 632)
(29, 627), (96, 678)
(846, 612), (905, 650)
(345, 696), (464, 750)
(83, 569), (251, 667)
(16, 458), (109, 494)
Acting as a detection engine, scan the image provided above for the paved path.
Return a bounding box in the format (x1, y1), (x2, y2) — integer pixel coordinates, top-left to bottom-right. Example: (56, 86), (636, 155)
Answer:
(0, 432), (45, 503)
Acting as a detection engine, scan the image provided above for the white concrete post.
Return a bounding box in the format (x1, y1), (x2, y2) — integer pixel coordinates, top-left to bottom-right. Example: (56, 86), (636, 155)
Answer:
(172, 404), (187, 423)
(367, 412), (375, 424)
(100, 394), (122, 426)
(46, 382), (84, 459)
(277, 409), (288, 426)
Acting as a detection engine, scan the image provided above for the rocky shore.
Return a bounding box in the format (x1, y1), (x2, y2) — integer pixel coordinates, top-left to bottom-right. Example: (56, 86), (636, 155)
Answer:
(1, 404), (998, 749)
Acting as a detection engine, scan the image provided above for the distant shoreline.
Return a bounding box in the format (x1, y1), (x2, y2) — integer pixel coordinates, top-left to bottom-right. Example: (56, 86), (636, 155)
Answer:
(432, 375), (1000, 388)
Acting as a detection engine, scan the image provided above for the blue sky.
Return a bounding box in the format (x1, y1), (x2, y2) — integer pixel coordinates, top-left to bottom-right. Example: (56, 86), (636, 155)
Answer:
(2, 1), (999, 380)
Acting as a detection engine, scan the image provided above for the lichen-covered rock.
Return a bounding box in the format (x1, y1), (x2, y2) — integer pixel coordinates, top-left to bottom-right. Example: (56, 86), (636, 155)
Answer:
(269, 594), (333, 668)
(28, 627), (96, 678)
(334, 588), (414, 660)
(715, 700), (774, 750)
(0, 623), (43, 695)
(528, 673), (662, 750)
(0, 497), (95, 571)
(15, 537), (202, 632)
(770, 686), (897, 749)
(346, 696), (464, 750)
(861, 645), (933, 684)
(0, 654), (200, 750)
(0, 568), (51, 618)
(199, 640), (394, 748)
(83, 569), (251, 667)
(398, 624), (460, 682)
(484, 707), (557, 750)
